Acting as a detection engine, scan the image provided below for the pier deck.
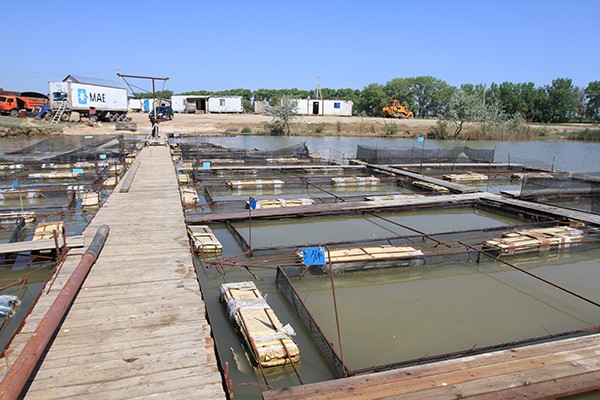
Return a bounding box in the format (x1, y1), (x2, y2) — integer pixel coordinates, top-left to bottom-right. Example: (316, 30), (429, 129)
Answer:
(1, 145), (225, 399)
(263, 333), (600, 400)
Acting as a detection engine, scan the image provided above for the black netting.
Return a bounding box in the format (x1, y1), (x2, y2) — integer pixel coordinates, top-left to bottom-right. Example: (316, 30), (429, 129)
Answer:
(276, 267), (347, 378)
(356, 145), (495, 164)
(0, 135), (133, 163)
(521, 173), (600, 214)
(178, 142), (311, 161)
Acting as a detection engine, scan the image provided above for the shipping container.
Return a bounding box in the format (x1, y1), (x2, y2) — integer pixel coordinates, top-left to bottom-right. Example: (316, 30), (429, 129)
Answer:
(48, 81), (128, 122)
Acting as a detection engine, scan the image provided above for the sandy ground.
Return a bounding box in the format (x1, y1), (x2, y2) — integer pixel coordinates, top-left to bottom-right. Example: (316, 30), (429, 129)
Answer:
(60, 112), (438, 137)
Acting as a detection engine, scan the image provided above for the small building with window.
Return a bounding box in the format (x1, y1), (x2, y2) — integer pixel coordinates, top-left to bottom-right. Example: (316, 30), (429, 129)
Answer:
(293, 99), (353, 116)
(171, 95), (242, 114)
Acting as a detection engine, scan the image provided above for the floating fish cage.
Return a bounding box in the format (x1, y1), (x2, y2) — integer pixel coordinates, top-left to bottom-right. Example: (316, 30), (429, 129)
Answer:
(187, 225), (222, 256)
(220, 281), (300, 368)
(482, 226), (584, 256)
(296, 245), (425, 274)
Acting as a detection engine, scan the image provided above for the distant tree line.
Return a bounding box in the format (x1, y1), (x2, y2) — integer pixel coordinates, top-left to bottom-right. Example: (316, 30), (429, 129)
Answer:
(139, 77), (600, 123)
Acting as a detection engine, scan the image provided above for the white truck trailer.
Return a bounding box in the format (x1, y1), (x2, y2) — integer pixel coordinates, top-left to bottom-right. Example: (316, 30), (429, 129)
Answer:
(48, 81), (128, 122)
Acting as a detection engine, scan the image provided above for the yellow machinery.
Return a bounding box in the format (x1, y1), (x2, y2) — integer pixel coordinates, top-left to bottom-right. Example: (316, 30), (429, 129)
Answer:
(382, 100), (413, 119)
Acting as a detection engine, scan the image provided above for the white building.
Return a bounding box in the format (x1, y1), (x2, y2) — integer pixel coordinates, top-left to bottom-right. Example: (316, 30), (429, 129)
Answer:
(208, 96), (243, 113)
(171, 95), (243, 113)
(293, 99), (353, 116)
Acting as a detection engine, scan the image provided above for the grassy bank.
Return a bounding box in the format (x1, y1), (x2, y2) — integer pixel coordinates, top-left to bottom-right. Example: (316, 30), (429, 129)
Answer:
(0, 115), (62, 136)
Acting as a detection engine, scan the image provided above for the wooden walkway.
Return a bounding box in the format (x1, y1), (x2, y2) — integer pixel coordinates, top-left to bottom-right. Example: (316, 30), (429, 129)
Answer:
(187, 192), (485, 223)
(263, 333), (600, 400)
(481, 193), (600, 227)
(1, 144), (225, 399)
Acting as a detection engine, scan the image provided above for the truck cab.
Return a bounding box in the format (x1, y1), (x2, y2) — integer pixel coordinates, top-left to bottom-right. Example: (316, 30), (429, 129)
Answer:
(0, 94), (49, 117)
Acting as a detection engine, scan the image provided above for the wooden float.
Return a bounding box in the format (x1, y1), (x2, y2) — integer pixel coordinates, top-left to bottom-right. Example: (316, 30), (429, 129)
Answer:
(80, 191), (99, 207)
(0, 212), (35, 224)
(297, 245), (425, 274)
(33, 221), (65, 241)
(177, 173), (190, 186)
(28, 171), (78, 180)
(0, 164), (24, 170)
(245, 198), (315, 209)
(331, 176), (380, 186)
(412, 180), (450, 194)
(187, 225), (222, 256)
(365, 194), (425, 201)
(0, 189), (43, 200)
(482, 226), (584, 256)
(124, 155), (136, 165)
(220, 281), (300, 368)
(40, 161), (96, 170)
(180, 187), (199, 206)
(511, 172), (554, 180)
(102, 176), (117, 188)
(227, 179), (284, 189)
(443, 172), (488, 182)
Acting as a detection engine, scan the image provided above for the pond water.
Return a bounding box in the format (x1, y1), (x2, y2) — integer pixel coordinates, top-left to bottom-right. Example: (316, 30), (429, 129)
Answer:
(1, 134), (598, 399)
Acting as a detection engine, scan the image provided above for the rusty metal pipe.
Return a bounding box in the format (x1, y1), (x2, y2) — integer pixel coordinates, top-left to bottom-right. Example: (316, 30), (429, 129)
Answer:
(0, 224), (109, 400)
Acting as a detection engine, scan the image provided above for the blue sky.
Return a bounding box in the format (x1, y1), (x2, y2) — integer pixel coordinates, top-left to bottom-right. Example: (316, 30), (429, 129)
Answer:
(2, 0), (598, 94)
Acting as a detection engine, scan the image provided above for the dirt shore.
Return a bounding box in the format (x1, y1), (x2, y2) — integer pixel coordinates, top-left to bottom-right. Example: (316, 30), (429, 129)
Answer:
(58, 113), (438, 138)
(2, 112), (592, 138)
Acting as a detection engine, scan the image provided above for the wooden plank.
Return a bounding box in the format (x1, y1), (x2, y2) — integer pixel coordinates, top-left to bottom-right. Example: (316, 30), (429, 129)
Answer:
(263, 334), (600, 400)
(118, 159), (140, 193)
(359, 162), (481, 193)
(0, 236), (84, 254)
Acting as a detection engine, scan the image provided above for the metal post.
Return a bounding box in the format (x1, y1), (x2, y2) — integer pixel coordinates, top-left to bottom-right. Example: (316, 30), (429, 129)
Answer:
(324, 245), (346, 377)
(248, 205), (252, 256)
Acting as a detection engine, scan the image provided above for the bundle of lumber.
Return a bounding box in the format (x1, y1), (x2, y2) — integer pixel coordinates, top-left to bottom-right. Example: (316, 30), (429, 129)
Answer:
(331, 176), (380, 186)
(443, 172), (488, 182)
(245, 198), (314, 209)
(483, 226), (584, 255)
(220, 282), (300, 368)
(227, 179), (284, 189)
(187, 225), (222, 256)
(412, 180), (450, 194)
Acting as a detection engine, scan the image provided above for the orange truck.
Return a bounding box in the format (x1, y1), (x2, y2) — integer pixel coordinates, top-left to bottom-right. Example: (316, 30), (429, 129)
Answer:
(0, 93), (48, 117)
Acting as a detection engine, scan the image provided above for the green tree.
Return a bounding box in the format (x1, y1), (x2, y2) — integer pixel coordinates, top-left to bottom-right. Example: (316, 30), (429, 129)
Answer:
(545, 78), (579, 123)
(134, 90), (173, 100)
(585, 81), (600, 121)
(384, 78), (414, 110)
(410, 76), (453, 117)
(444, 90), (503, 137)
(356, 83), (387, 116)
(267, 95), (298, 135)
